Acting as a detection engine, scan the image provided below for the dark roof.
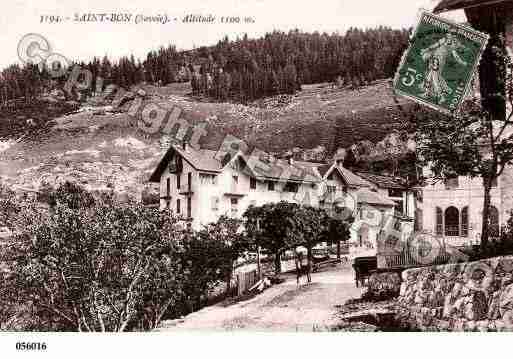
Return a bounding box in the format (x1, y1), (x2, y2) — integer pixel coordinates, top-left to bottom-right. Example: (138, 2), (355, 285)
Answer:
(356, 172), (406, 189)
(317, 164), (331, 177)
(319, 164), (372, 187)
(149, 144), (321, 183)
(434, 0), (509, 12)
(149, 145), (223, 182)
(248, 158), (319, 183)
(337, 167), (373, 188)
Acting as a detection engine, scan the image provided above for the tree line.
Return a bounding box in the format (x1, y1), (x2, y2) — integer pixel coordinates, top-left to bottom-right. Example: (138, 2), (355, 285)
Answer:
(190, 28), (410, 101)
(0, 27), (410, 107)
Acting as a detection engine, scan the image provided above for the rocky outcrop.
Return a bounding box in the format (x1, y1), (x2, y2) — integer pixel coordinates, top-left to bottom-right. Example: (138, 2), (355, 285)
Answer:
(396, 256), (513, 331)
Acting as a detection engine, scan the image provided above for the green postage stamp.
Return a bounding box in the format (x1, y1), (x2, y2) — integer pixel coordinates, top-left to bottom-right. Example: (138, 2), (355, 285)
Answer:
(393, 11), (489, 115)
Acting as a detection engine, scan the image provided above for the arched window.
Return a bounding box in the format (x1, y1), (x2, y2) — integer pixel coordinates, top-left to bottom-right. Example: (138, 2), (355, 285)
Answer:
(435, 207), (443, 235)
(489, 206), (500, 238)
(461, 206), (469, 237)
(415, 208), (423, 231)
(445, 206), (460, 236)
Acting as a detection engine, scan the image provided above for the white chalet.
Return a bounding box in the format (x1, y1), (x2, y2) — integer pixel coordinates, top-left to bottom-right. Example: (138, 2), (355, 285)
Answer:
(149, 143), (414, 249)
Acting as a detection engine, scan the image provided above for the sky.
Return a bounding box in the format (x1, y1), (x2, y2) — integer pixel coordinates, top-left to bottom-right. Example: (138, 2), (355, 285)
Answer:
(0, 0), (465, 69)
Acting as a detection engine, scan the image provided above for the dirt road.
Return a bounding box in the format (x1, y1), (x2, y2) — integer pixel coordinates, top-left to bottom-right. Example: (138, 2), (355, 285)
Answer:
(158, 263), (362, 331)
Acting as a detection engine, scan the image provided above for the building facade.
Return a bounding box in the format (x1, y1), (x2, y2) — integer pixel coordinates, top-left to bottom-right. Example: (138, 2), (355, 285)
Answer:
(422, 0), (513, 247)
(420, 166), (513, 247)
(149, 143), (416, 250)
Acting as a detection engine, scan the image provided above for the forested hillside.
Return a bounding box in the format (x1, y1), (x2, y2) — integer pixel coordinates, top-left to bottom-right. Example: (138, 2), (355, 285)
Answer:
(0, 28), (410, 106)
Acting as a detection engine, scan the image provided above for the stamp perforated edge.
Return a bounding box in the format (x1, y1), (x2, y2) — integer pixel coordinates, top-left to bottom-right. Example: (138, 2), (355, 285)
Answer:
(392, 9), (490, 116)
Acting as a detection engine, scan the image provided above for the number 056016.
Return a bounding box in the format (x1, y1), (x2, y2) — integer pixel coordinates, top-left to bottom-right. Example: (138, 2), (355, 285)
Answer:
(16, 342), (47, 351)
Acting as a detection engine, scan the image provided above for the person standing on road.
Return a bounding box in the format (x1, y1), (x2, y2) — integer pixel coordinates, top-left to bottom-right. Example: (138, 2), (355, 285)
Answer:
(295, 247), (311, 286)
(295, 251), (304, 287)
(303, 250), (311, 284)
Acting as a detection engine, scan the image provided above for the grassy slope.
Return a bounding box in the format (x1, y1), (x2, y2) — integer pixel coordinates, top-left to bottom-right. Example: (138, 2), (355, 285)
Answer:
(0, 80), (416, 198)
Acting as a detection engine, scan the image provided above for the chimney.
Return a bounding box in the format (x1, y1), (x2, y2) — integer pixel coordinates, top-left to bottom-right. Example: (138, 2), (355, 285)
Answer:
(336, 158), (343, 167)
(182, 140), (188, 151)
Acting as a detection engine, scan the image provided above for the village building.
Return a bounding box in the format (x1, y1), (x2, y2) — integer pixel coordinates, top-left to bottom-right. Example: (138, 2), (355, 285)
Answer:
(420, 167), (513, 246)
(356, 172), (416, 220)
(149, 142), (414, 249)
(149, 142), (320, 229)
(415, 0), (513, 247)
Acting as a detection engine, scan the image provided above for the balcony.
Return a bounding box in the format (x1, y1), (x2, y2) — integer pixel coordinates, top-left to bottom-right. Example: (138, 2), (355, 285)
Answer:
(445, 225), (460, 237)
(224, 184), (246, 197)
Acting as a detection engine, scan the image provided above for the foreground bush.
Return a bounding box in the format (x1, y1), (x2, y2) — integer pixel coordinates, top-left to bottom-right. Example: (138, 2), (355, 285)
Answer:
(1, 203), (188, 331)
(0, 183), (248, 331)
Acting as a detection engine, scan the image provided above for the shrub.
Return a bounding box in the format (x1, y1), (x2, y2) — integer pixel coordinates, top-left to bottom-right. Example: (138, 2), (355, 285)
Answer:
(362, 272), (402, 301)
(459, 212), (513, 261)
(0, 183), (250, 331)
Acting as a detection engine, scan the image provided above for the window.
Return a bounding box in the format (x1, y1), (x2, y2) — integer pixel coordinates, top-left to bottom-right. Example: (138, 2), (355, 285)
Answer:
(415, 208), (423, 231)
(416, 190), (423, 203)
(388, 188), (403, 198)
(444, 176), (459, 190)
(268, 181), (275, 191)
(490, 205), (500, 238)
(250, 177), (257, 190)
(232, 175), (238, 184)
(230, 198), (238, 217)
(461, 206), (469, 237)
(211, 196), (219, 211)
(327, 185), (336, 193)
(177, 174), (181, 189)
(444, 206), (460, 236)
(176, 198), (181, 214)
(394, 200), (404, 216)
(435, 207), (443, 235)
(491, 177), (498, 188)
(187, 197), (191, 218)
(166, 178), (170, 196)
(187, 172), (192, 191)
(284, 182), (299, 193)
(200, 173), (217, 185)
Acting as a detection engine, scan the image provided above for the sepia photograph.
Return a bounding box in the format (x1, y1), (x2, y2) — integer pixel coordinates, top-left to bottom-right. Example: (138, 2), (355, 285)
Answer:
(0, 0), (513, 357)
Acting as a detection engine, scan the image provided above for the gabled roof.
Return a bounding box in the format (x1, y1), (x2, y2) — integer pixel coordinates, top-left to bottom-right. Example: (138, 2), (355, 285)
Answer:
(149, 144), (322, 183)
(149, 145), (223, 182)
(434, 0), (508, 12)
(322, 164), (372, 188)
(317, 164), (332, 177)
(337, 166), (373, 188)
(247, 157), (320, 183)
(355, 188), (396, 207)
(356, 172), (407, 190)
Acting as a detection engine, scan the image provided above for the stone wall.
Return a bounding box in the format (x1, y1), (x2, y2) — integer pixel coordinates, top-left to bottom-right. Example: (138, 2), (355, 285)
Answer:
(396, 256), (513, 331)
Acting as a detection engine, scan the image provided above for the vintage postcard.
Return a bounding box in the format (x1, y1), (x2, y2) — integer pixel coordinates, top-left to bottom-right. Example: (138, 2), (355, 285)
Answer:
(1, 0), (513, 357)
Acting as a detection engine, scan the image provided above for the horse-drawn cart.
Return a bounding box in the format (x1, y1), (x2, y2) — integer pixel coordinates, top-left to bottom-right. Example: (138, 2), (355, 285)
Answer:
(352, 256), (377, 287)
